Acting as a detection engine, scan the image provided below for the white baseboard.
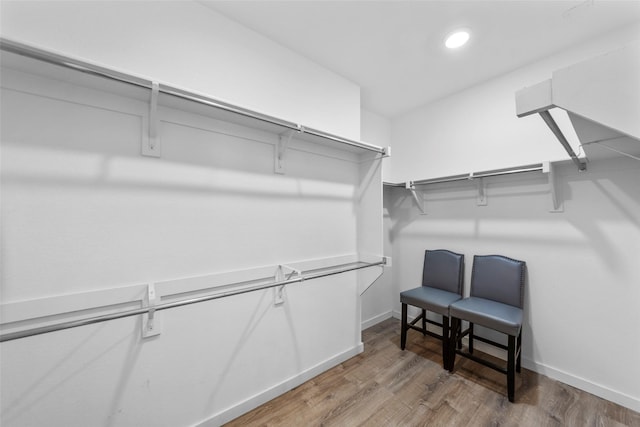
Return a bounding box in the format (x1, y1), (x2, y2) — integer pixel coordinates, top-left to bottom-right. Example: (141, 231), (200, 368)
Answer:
(392, 309), (639, 412)
(196, 343), (365, 427)
(522, 358), (640, 413)
(361, 310), (393, 330)
(205, 311), (639, 419)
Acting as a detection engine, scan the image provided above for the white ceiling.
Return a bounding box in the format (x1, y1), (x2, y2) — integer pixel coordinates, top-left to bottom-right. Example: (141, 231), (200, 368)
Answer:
(202, 1), (640, 118)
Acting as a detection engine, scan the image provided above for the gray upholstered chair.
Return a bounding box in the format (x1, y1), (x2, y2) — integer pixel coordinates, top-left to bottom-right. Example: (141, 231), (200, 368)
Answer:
(448, 254), (526, 402)
(400, 249), (464, 368)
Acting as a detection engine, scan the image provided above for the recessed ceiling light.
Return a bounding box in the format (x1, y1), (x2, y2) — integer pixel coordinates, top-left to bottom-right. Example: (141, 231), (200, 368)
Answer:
(445, 30), (470, 49)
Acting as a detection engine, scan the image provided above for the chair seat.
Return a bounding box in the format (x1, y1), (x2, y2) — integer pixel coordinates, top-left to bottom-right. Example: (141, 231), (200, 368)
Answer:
(400, 286), (462, 316)
(449, 296), (522, 336)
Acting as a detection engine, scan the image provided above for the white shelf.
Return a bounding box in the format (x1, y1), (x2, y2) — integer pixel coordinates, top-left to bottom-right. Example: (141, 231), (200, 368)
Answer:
(0, 37), (386, 157)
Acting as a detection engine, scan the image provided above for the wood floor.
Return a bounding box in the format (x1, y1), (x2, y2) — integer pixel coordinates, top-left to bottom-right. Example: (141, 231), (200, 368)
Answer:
(225, 318), (640, 426)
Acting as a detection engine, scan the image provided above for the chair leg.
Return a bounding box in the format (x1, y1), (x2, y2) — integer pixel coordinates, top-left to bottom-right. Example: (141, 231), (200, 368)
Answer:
(468, 323), (474, 354)
(516, 330), (522, 373)
(507, 334), (516, 402)
(457, 322), (462, 349)
(422, 309), (427, 335)
(401, 303), (408, 350)
(442, 315), (450, 370)
(448, 317), (459, 372)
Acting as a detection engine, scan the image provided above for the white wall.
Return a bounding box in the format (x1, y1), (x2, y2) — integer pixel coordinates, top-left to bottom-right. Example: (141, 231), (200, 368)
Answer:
(388, 158), (640, 410)
(360, 109), (393, 328)
(0, 0), (361, 140)
(0, 2), (384, 426)
(387, 25), (640, 411)
(388, 23), (640, 183)
(361, 108), (393, 181)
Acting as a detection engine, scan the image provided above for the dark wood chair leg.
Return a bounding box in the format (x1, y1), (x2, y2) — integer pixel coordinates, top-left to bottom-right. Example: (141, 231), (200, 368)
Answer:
(507, 334), (516, 402)
(457, 322), (462, 349)
(516, 330), (522, 373)
(448, 317), (459, 372)
(422, 309), (427, 335)
(401, 303), (408, 350)
(468, 323), (474, 354)
(442, 315), (450, 369)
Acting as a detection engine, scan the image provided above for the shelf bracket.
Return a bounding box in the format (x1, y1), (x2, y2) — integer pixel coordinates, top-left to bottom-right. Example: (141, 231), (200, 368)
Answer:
(142, 283), (162, 338)
(469, 174), (487, 206)
(538, 110), (586, 172)
(477, 177), (487, 206)
(405, 181), (426, 215)
(142, 82), (161, 158)
(275, 129), (299, 174)
(543, 161), (563, 213)
(273, 264), (302, 305)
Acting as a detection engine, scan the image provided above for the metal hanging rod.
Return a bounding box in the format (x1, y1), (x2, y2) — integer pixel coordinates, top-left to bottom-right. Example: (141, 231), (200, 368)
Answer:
(384, 163), (545, 187)
(0, 37), (385, 155)
(414, 163), (545, 186)
(0, 260), (386, 343)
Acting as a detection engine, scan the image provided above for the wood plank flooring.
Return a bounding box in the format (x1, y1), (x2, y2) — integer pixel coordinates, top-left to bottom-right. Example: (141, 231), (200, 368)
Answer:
(225, 318), (640, 426)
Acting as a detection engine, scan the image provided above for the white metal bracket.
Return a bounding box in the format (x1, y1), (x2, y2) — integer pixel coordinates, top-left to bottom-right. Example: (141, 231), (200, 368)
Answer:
(273, 264), (302, 305)
(405, 181), (427, 215)
(469, 174), (487, 206)
(142, 82), (161, 158)
(382, 146), (391, 158)
(275, 129), (298, 174)
(543, 161), (564, 213)
(142, 283), (162, 338)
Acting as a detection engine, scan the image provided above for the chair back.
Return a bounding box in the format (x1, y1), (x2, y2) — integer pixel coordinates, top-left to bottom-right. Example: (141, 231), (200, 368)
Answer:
(470, 255), (526, 308)
(422, 249), (464, 295)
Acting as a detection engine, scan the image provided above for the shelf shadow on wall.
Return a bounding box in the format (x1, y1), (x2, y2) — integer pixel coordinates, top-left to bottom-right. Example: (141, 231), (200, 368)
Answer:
(1, 322), (140, 426)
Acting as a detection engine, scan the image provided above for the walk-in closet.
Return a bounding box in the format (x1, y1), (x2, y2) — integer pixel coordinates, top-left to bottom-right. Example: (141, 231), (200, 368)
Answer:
(1, 1), (639, 426)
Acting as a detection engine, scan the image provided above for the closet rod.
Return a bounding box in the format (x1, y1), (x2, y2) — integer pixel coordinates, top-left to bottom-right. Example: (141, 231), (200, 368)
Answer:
(413, 163), (544, 186)
(384, 163), (545, 187)
(0, 260), (386, 343)
(0, 37), (385, 155)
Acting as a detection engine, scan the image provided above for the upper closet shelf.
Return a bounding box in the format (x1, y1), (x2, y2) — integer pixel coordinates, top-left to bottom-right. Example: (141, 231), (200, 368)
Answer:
(516, 42), (640, 169)
(384, 162), (565, 213)
(0, 37), (387, 157)
(383, 162), (545, 188)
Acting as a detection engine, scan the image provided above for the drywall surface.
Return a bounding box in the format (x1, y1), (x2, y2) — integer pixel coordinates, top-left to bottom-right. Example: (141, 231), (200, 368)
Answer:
(0, 0), (360, 140)
(0, 6), (378, 426)
(362, 108), (392, 181)
(360, 109), (393, 328)
(388, 23), (640, 183)
(388, 158), (640, 410)
(387, 23), (640, 412)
